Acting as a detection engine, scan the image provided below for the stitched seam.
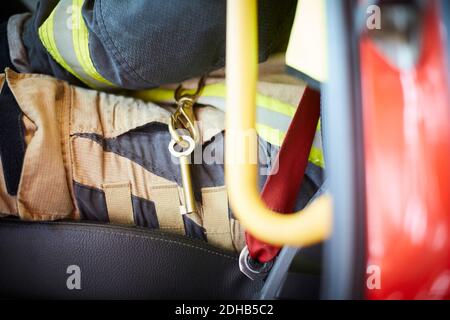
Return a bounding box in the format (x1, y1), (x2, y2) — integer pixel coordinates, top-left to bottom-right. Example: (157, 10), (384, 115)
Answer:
(68, 86), (80, 219)
(104, 138), (178, 182)
(59, 82), (77, 218)
(75, 135), (179, 183)
(72, 121), (169, 135)
(24, 212), (69, 218)
(72, 181), (195, 234)
(201, 187), (227, 194)
(0, 224), (237, 260)
(73, 179), (177, 209)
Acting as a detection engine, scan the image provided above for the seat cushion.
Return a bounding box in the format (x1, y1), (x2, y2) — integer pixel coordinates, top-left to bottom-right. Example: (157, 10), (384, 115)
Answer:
(0, 219), (262, 299)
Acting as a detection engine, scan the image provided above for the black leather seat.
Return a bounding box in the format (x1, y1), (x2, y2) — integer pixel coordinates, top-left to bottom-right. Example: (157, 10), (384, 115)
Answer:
(0, 219), (262, 299)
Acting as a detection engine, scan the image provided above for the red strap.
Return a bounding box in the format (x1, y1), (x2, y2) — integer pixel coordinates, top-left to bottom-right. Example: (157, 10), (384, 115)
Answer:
(245, 87), (321, 263)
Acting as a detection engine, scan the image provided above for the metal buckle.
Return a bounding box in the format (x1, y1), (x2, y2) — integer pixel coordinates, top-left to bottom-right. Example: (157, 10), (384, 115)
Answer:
(239, 246), (274, 281)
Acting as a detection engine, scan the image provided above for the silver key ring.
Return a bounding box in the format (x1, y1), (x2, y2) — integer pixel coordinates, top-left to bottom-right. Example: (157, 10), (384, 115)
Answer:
(168, 135), (196, 158)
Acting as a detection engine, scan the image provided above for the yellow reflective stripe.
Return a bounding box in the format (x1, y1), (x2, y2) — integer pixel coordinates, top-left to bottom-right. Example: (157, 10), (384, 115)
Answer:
(132, 84), (228, 103)
(133, 88), (174, 102)
(201, 83), (297, 117)
(72, 0), (115, 87)
(132, 85), (227, 103)
(255, 92), (296, 117)
(309, 146), (324, 168)
(256, 124), (324, 168)
(133, 84), (324, 167)
(38, 0), (114, 88)
(38, 10), (83, 82)
(200, 83), (226, 99)
(134, 83), (296, 117)
(255, 123), (286, 147)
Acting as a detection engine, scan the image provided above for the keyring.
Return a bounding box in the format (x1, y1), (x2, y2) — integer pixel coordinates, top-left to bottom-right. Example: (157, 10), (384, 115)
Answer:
(168, 135), (196, 158)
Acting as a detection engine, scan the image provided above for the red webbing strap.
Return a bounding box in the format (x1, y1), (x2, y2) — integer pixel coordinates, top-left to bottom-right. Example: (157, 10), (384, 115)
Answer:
(245, 87), (321, 263)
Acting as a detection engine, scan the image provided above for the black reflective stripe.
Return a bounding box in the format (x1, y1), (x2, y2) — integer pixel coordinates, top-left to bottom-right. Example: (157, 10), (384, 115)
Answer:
(132, 195), (159, 229)
(73, 181), (109, 222)
(75, 123), (226, 202)
(73, 123), (323, 213)
(74, 181), (160, 230)
(74, 179), (207, 240)
(183, 215), (207, 242)
(0, 81), (25, 196)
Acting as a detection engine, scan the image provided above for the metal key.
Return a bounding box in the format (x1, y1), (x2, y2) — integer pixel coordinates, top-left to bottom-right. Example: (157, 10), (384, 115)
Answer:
(168, 135), (197, 215)
(167, 77), (205, 216)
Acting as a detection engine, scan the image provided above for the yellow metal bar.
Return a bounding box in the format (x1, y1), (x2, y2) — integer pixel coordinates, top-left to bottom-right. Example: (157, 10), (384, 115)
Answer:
(225, 0), (332, 246)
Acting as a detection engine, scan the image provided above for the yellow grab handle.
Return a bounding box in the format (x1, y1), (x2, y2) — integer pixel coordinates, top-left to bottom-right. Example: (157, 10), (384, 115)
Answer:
(225, 0), (333, 247)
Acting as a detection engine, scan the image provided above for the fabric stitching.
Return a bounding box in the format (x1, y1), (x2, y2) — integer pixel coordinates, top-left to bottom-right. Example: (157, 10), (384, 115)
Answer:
(0, 223), (237, 260)
(68, 86), (80, 219)
(75, 134), (179, 183)
(72, 181), (181, 230)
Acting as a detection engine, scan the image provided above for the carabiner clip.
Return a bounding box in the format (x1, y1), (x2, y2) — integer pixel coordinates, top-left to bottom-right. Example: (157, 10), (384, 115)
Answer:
(169, 76), (206, 145)
(174, 76), (206, 102)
